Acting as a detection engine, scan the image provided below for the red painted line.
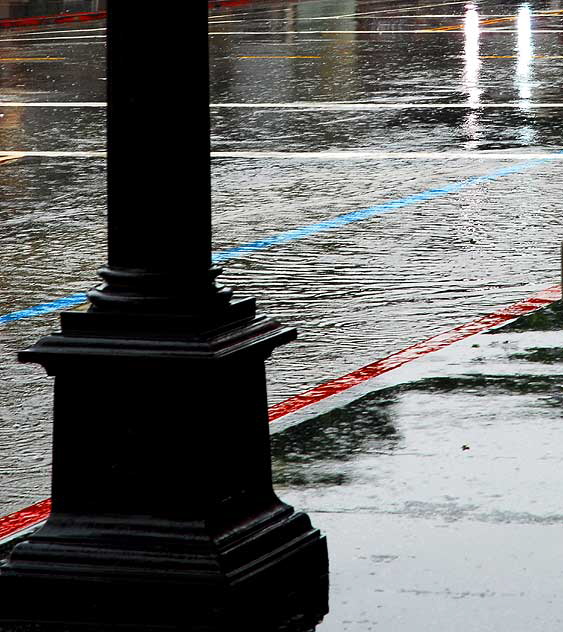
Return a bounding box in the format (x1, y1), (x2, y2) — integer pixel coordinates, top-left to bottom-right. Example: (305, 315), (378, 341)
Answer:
(1, 285), (560, 543)
(0, 11), (106, 29)
(268, 285), (562, 422)
(0, 499), (50, 542)
(208, 0), (255, 8)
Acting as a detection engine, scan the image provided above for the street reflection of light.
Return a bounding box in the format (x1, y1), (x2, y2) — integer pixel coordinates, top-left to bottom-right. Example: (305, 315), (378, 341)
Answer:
(463, 4), (481, 109)
(516, 4), (533, 104)
(518, 125), (537, 145)
(462, 111), (480, 149)
(462, 4), (481, 147)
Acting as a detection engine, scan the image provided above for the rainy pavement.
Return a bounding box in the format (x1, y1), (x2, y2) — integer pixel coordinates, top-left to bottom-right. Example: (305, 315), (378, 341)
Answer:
(271, 302), (563, 630)
(209, 0), (563, 406)
(0, 0), (562, 628)
(0, 2), (107, 517)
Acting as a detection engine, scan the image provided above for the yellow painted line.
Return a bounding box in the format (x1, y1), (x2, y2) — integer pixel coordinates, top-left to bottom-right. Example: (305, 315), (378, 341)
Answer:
(425, 25), (463, 31)
(480, 55), (563, 59)
(0, 57), (65, 62)
(0, 156), (19, 165)
(428, 16), (515, 31)
(239, 55), (321, 59)
(426, 9), (563, 32)
(478, 16), (514, 26)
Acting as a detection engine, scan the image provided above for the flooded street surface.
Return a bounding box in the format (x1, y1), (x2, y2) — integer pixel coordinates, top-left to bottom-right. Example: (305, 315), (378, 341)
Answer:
(0, 1), (562, 628)
(209, 0), (562, 405)
(0, 0), (562, 585)
(0, 6), (107, 515)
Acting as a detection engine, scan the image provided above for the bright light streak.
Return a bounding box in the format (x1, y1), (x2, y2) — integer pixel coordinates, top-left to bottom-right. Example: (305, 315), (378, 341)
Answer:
(463, 4), (481, 109)
(516, 4), (533, 104)
(462, 4), (481, 147)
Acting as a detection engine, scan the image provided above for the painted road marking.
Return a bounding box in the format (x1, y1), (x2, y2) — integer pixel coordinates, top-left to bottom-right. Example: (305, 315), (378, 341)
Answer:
(2, 282), (560, 543)
(0, 151), (105, 157)
(211, 102), (563, 109)
(211, 156), (559, 264)
(4, 101), (563, 111)
(0, 293), (87, 326)
(429, 15), (516, 31)
(427, 8), (563, 31)
(8, 101), (563, 111)
(0, 57), (65, 61)
(0, 35), (104, 42)
(8, 27), (106, 36)
(284, 14), (563, 19)
(212, 14), (563, 21)
(212, 151), (563, 160)
(239, 55), (321, 59)
(0, 102), (105, 107)
(209, 29), (563, 34)
(480, 55), (563, 59)
(0, 499), (50, 544)
(1, 152), (559, 326)
(331, 1), (508, 17)
(0, 155), (19, 164)
(268, 284), (562, 422)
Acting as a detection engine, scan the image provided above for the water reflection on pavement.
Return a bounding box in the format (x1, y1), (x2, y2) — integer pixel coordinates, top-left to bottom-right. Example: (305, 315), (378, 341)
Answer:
(209, 0), (563, 406)
(271, 308), (563, 630)
(0, 0), (562, 564)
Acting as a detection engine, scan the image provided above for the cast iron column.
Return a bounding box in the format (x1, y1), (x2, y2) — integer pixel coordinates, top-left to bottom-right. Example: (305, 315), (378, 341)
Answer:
(0, 4), (328, 630)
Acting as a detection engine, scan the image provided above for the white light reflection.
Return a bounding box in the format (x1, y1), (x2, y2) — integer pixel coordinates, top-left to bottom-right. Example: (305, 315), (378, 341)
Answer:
(516, 4), (534, 106)
(462, 3), (481, 148)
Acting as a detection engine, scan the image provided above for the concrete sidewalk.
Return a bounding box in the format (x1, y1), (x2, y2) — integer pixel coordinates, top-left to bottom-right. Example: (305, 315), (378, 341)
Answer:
(271, 299), (563, 631)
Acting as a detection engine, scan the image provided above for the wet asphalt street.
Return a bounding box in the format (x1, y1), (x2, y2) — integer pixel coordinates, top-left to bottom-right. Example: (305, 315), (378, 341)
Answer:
(209, 0), (563, 408)
(0, 6), (106, 516)
(0, 0), (562, 608)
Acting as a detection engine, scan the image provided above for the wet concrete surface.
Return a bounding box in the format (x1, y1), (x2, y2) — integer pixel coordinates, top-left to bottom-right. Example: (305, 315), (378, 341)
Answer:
(271, 301), (563, 630)
(0, 2), (561, 626)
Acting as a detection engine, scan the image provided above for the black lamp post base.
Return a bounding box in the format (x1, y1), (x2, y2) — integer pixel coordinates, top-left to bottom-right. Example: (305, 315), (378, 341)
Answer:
(0, 1), (330, 626)
(1, 506), (328, 630)
(0, 304), (328, 629)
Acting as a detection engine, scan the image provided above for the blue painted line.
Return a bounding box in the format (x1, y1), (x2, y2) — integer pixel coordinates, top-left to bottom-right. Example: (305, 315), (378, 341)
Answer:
(212, 156), (557, 263)
(0, 154), (559, 326)
(0, 293), (87, 325)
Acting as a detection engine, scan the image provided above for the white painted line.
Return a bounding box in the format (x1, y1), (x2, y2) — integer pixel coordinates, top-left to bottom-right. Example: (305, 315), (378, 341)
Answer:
(209, 13), (563, 22)
(0, 151), (106, 157)
(211, 101), (563, 110)
(0, 102), (106, 107)
(305, 13), (563, 18)
(0, 35), (105, 42)
(316, 14), (563, 20)
(206, 19), (245, 24)
(209, 29), (563, 35)
(6, 100), (544, 111)
(211, 151), (563, 160)
(10, 27), (106, 37)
